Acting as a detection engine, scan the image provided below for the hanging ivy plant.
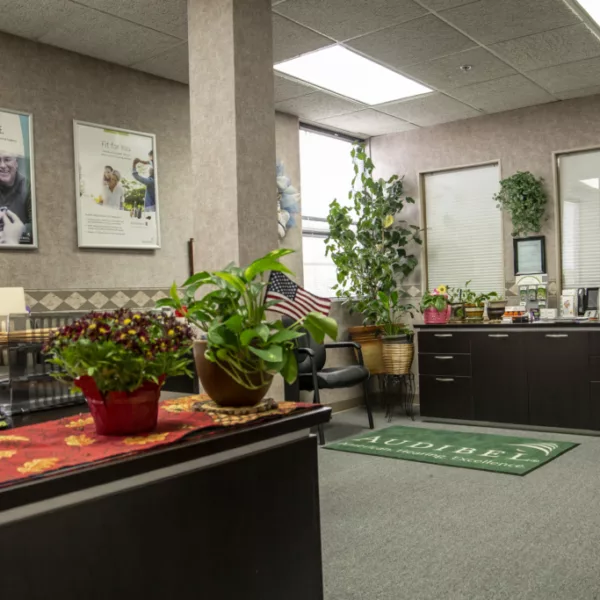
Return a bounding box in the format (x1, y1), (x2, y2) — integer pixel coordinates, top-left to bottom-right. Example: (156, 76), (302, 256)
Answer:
(493, 171), (547, 237)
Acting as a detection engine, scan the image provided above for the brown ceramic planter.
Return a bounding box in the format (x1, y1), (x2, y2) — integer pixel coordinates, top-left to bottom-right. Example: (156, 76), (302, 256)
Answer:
(194, 341), (273, 407)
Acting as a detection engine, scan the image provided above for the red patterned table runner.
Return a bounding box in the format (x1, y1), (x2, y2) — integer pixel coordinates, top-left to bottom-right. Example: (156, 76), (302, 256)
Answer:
(0, 396), (316, 488)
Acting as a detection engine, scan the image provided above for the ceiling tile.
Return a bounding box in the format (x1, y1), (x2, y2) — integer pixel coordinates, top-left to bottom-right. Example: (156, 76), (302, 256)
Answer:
(347, 14), (476, 69)
(316, 109), (418, 137)
(490, 24), (600, 72)
(73, 0), (188, 39)
(274, 74), (316, 102)
(401, 47), (516, 91)
(419, 0), (480, 9)
(131, 43), (189, 84)
(377, 93), (480, 126)
(275, 92), (362, 120)
(38, 3), (181, 66)
(528, 56), (600, 93)
(451, 74), (556, 113)
(555, 85), (600, 100)
(440, 0), (581, 45)
(273, 0), (427, 42)
(272, 13), (332, 63)
(0, 0), (75, 40)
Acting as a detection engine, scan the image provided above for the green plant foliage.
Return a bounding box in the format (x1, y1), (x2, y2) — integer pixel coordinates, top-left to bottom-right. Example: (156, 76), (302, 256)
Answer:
(156, 249), (338, 391)
(450, 280), (498, 307)
(325, 143), (422, 325)
(374, 290), (414, 336)
(494, 171), (547, 237)
(43, 310), (194, 393)
(420, 290), (450, 313)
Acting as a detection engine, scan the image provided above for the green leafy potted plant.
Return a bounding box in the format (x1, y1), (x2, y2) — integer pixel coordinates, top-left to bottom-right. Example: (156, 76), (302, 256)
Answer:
(460, 281), (498, 322)
(447, 285), (465, 323)
(494, 171), (547, 237)
(325, 143), (421, 374)
(373, 290), (415, 375)
(157, 249), (338, 407)
(43, 309), (194, 435)
(421, 286), (451, 324)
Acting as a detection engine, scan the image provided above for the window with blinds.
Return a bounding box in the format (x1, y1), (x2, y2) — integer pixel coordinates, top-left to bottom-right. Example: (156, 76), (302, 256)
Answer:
(424, 163), (503, 294)
(558, 149), (600, 288)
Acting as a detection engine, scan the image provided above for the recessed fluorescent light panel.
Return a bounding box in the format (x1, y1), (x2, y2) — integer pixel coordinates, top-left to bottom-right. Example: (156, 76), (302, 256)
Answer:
(274, 46), (432, 105)
(576, 0), (600, 26)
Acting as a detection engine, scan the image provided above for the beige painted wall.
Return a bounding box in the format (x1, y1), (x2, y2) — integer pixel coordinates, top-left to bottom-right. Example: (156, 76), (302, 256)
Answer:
(371, 94), (600, 300)
(0, 32), (194, 291)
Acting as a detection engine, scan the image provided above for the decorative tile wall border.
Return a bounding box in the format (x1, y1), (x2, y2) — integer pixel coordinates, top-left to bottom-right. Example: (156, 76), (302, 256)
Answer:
(25, 289), (170, 313)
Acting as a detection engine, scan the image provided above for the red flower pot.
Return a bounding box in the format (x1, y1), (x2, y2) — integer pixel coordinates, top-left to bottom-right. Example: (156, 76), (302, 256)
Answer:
(75, 375), (165, 436)
(423, 306), (451, 325)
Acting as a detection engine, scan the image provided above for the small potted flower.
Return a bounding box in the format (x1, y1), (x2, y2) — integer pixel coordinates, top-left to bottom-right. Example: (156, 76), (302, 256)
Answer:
(421, 286), (451, 324)
(44, 309), (193, 435)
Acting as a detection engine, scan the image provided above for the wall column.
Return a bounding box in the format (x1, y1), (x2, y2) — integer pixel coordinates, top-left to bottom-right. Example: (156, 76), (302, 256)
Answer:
(188, 0), (278, 271)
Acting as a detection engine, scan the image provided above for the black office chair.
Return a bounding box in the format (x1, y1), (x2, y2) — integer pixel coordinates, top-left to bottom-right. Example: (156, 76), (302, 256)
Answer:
(284, 317), (374, 445)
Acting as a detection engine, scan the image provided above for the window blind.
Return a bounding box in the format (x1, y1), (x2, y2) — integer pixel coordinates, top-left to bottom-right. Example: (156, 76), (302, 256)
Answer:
(559, 150), (600, 288)
(424, 164), (503, 294)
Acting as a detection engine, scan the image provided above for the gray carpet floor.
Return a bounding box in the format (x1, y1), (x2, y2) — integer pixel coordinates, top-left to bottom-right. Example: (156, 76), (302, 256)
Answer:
(319, 406), (600, 600)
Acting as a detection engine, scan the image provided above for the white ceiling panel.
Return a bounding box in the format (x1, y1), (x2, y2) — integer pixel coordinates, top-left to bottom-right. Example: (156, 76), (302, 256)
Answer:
(275, 92), (362, 120)
(132, 43), (189, 84)
(528, 56), (600, 94)
(273, 0), (427, 42)
(74, 0), (188, 39)
(440, 0), (581, 45)
(377, 92), (481, 126)
(348, 14), (476, 69)
(316, 109), (418, 137)
(451, 74), (556, 113)
(38, 2), (181, 66)
(418, 0), (480, 10)
(274, 74), (316, 102)
(490, 24), (600, 73)
(0, 0), (76, 40)
(272, 13), (332, 63)
(401, 47), (516, 91)
(555, 85), (600, 100)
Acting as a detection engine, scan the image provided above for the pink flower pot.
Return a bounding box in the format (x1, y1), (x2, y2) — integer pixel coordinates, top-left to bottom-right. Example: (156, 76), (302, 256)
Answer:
(423, 306), (451, 325)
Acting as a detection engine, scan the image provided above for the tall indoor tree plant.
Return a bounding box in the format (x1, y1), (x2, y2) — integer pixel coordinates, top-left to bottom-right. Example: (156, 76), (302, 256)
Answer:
(325, 143), (422, 373)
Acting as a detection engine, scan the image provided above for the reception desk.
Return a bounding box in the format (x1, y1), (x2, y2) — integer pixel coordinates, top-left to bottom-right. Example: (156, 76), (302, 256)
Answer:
(415, 323), (600, 431)
(0, 402), (331, 600)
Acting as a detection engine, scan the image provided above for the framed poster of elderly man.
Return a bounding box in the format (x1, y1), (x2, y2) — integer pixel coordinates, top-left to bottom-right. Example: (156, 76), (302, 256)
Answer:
(0, 108), (37, 248)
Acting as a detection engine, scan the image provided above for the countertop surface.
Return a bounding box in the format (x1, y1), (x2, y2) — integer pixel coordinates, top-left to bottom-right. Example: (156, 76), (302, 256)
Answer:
(0, 400), (330, 512)
(416, 320), (600, 330)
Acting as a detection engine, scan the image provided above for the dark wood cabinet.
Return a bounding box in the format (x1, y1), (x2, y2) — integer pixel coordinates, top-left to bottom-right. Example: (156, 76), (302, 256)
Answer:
(526, 332), (589, 429)
(419, 375), (472, 420)
(471, 332), (528, 424)
(417, 325), (600, 432)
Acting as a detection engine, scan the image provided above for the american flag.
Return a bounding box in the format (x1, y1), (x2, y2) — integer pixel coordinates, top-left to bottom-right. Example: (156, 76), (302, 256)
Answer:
(265, 271), (332, 320)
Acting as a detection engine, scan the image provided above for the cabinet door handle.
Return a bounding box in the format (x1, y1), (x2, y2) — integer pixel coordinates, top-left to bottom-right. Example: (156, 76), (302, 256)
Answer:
(435, 377), (455, 382)
(545, 334), (568, 338)
(434, 334), (453, 338)
(488, 334), (508, 338)
(434, 356), (454, 360)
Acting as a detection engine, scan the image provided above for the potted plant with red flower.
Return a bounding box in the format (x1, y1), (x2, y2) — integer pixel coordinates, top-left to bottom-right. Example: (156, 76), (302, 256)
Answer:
(43, 309), (193, 435)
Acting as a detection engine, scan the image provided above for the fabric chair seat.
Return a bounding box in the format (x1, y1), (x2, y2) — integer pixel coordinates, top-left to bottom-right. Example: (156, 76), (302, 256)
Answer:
(299, 365), (369, 390)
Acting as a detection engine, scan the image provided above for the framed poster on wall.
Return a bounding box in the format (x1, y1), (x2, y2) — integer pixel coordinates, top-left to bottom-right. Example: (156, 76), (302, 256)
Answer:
(0, 108), (37, 248)
(73, 121), (161, 249)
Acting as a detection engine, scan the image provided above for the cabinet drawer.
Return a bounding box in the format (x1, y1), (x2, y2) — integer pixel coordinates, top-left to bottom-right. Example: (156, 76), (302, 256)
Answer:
(418, 332), (470, 354)
(419, 353), (471, 376)
(419, 375), (472, 420)
(590, 356), (600, 381)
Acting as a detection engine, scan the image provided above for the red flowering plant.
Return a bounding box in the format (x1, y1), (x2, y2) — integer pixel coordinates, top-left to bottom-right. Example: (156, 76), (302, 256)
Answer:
(43, 309), (193, 393)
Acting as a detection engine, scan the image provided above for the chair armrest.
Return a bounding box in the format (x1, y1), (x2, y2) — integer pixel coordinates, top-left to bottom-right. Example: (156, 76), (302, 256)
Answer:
(324, 341), (364, 366)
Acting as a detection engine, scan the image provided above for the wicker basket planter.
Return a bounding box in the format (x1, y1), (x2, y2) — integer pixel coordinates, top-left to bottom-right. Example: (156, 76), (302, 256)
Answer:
(381, 335), (414, 375)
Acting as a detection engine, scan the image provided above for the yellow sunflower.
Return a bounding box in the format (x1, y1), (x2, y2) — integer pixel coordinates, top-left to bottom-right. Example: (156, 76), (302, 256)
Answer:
(437, 284), (448, 294)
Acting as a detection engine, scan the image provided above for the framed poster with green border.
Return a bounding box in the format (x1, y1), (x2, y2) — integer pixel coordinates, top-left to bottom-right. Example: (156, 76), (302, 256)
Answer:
(0, 107), (37, 248)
